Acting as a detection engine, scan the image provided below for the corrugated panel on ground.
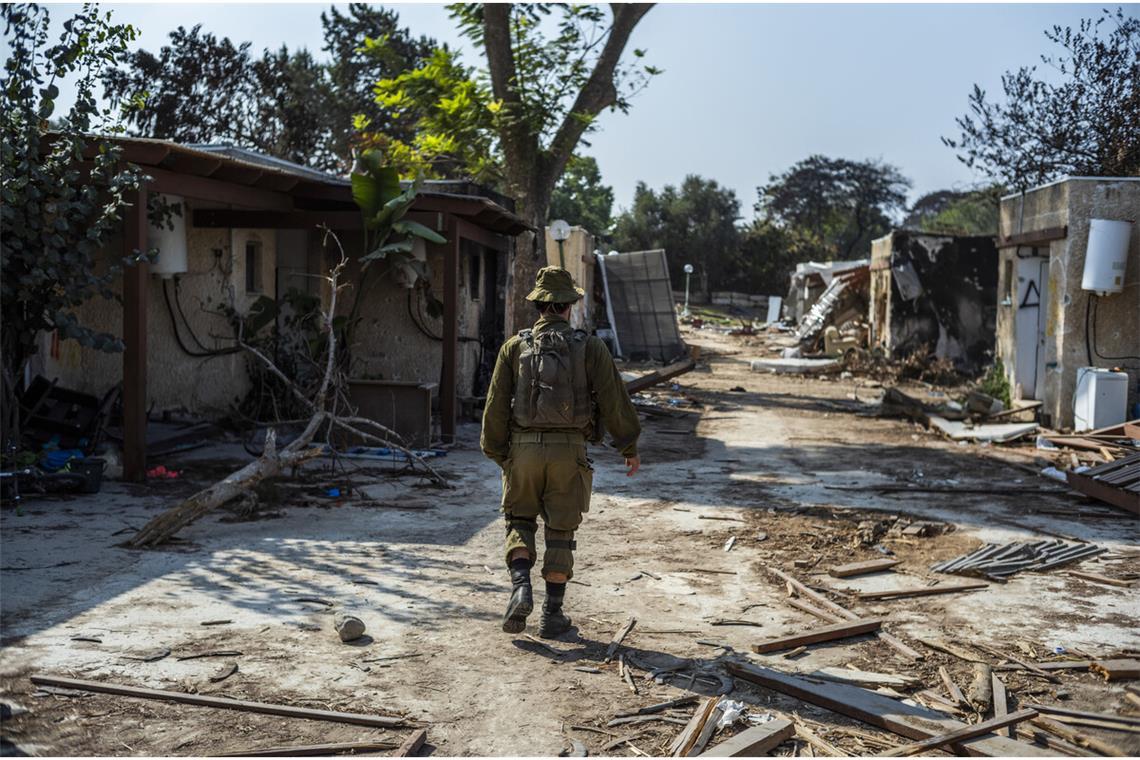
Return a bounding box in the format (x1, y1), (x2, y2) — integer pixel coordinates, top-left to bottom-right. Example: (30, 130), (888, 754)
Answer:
(598, 250), (685, 362)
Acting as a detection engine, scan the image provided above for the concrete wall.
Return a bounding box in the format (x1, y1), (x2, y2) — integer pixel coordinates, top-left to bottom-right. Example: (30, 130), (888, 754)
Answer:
(997, 178), (1140, 428)
(870, 231), (998, 372)
(333, 230), (504, 403)
(37, 199), (278, 416)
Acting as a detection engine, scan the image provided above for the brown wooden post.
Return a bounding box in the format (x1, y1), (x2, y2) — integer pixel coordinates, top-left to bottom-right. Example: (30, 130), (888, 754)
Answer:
(122, 185), (149, 481)
(440, 219), (460, 444)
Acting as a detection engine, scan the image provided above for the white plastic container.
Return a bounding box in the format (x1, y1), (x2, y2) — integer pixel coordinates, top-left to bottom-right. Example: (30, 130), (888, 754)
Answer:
(1081, 218), (1131, 295)
(1073, 367), (1128, 431)
(147, 194), (188, 279)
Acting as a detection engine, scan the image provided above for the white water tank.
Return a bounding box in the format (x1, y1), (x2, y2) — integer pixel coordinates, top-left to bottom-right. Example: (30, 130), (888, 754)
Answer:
(1081, 218), (1131, 295)
(1074, 367), (1128, 432)
(148, 194), (188, 279)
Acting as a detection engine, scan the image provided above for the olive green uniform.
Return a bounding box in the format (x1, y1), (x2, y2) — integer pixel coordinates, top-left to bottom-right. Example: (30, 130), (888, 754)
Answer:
(481, 314), (641, 579)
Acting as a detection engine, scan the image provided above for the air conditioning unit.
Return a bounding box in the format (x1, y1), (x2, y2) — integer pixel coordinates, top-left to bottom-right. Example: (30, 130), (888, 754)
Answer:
(1074, 367), (1128, 432)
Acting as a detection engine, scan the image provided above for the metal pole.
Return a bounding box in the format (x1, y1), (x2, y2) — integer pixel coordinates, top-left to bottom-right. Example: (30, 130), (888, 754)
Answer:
(556, 239), (565, 268)
(683, 272), (691, 317)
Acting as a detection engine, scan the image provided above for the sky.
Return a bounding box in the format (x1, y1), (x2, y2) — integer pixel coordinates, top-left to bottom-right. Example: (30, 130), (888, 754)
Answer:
(21, 3), (1122, 215)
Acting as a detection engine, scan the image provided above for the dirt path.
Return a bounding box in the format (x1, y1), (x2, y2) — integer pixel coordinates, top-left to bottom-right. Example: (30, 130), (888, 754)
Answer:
(2, 329), (1137, 756)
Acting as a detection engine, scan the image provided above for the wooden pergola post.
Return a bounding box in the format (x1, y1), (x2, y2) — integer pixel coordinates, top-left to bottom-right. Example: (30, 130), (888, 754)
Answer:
(439, 218), (460, 444)
(122, 185), (149, 481)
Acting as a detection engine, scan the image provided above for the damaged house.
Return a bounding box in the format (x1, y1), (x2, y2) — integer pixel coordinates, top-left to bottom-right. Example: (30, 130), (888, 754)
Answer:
(868, 231), (999, 372)
(32, 138), (528, 479)
(995, 177), (1140, 429)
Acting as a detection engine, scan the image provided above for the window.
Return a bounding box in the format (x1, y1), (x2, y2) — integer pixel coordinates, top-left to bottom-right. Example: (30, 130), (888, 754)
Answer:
(245, 241), (262, 294)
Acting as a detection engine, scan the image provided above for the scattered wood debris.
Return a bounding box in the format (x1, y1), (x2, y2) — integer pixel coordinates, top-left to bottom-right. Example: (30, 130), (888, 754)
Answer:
(751, 618), (884, 654)
(857, 581), (988, 600)
(932, 540), (1106, 580)
(604, 616), (637, 664)
(1090, 658), (1140, 681)
(696, 718), (794, 757)
(828, 558), (900, 578)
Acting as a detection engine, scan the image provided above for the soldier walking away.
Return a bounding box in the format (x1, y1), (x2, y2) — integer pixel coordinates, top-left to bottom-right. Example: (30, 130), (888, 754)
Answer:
(481, 266), (642, 638)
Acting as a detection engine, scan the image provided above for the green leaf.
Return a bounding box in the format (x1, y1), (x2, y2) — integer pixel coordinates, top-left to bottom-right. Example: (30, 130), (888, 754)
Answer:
(393, 219), (446, 244)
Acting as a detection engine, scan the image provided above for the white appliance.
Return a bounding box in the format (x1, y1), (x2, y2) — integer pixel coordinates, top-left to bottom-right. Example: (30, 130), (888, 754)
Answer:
(147, 194), (188, 278)
(1074, 367), (1128, 432)
(1081, 218), (1131, 295)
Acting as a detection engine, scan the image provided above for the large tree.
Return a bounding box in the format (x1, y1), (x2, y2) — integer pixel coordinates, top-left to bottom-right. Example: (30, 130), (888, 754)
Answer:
(1, 4), (151, 448)
(612, 176), (741, 299)
(904, 186), (1003, 236)
(376, 4), (657, 330)
(943, 7), (1140, 189)
(756, 155), (911, 261)
(549, 154), (614, 235)
(102, 4), (435, 173)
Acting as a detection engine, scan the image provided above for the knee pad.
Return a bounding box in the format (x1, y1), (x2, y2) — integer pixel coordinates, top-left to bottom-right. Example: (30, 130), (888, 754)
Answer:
(504, 516), (538, 566)
(542, 527), (577, 580)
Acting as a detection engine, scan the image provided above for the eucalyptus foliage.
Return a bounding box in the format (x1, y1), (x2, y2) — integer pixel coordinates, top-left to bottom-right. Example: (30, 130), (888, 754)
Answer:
(1, 3), (150, 446)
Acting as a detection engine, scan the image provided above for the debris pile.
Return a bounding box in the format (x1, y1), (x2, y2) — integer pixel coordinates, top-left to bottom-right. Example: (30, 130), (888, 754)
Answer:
(932, 540), (1105, 580)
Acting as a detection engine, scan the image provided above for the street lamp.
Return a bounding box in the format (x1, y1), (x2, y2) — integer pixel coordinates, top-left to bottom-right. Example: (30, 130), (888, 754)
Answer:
(682, 263), (694, 317)
(549, 219), (571, 268)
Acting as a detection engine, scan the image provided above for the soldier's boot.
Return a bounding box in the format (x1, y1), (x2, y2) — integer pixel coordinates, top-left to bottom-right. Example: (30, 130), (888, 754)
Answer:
(538, 583), (572, 639)
(502, 561), (533, 634)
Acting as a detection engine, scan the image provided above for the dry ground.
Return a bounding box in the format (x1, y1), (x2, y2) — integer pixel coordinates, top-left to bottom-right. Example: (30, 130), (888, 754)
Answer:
(1, 327), (1138, 757)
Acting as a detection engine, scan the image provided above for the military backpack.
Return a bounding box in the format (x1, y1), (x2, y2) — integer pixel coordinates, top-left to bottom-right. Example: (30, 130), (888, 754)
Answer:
(512, 328), (593, 430)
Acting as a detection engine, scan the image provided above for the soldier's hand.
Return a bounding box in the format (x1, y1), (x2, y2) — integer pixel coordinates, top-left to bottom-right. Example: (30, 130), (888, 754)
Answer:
(625, 455), (641, 477)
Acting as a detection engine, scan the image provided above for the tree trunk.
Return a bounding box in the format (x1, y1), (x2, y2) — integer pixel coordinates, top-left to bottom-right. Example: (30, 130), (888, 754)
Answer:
(503, 176), (554, 336)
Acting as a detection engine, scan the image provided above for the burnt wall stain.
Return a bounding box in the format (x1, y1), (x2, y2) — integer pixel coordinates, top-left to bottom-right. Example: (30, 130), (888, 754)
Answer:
(885, 231), (998, 372)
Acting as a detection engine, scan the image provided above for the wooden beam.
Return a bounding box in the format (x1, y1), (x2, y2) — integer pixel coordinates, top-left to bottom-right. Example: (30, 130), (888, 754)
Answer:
(122, 185), (148, 482)
(29, 675), (407, 728)
(219, 740), (400, 756)
(146, 167), (293, 210)
(437, 218), (460, 443)
(751, 618), (883, 654)
(393, 728), (427, 757)
(725, 663), (1051, 757)
(857, 582), (989, 601)
(1066, 469), (1140, 515)
(697, 719), (794, 757)
(829, 559), (900, 578)
(626, 358), (696, 394)
(880, 709), (1038, 756)
(455, 216), (511, 251)
(996, 226), (1067, 249)
(991, 673), (1012, 738)
(1027, 704), (1140, 728)
(1090, 658), (1140, 681)
(192, 209), (362, 230)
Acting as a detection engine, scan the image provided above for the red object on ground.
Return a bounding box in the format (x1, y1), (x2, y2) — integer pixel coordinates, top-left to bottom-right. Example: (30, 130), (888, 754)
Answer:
(146, 465), (181, 479)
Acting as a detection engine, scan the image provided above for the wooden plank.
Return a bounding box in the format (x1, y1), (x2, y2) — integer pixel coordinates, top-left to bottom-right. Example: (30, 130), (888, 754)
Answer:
(751, 618), (883, 654)
(768, 569), (855, 621)
(670, 697), (718, 757)
(994, 660), (1092, 672)
(626, 358), (696, 395)
(614, 695), (699, 719)
(810, 667), (920, 690)
(725, 663), (1051, 757)
(829, 559), (900, 578)
(879, 709), (1038, 756)
(1067, 571), (1135, 588)
(690, 704), (725, 755)
(220, 740), (400, 756)
(28, 675), (406, 728)
(997, 225), (1067, 249)
(697, 719), (794, 757)
(878, 632), (925, 662)
(787, 598), (842, 623)
(971, 643), (1061, 683)
(939, 666), (969, 709)
(1091, 658), (1140, 681)
(1067, 468), (1140, 515)
(794, 722), (844, 756)
(1027, 704), (1140, 727)
(991, 674), (1011, 738)
(914, 637), (987, 664)
(604, 616), (637, 664)
(393, 728), (427, 757)
(1030, 716), (1128, 757)
(858, 582), (988, 601)
(1047, 715), (1140, 733)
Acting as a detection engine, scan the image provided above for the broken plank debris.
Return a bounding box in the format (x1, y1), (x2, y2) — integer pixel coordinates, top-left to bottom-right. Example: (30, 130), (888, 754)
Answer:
(697, 719), (794, 757)
(1090, 659), (1140, 681)
(219, 740), (400, 756)
(879, 709), (1038, 756)
(829, 558), (900, 578)
(604, 616), (637, 664)
(28, 675), (408, 728)
(751, 618), (883, 654)
(725, 663), (1051, 756)
(857, 582), (988, 601)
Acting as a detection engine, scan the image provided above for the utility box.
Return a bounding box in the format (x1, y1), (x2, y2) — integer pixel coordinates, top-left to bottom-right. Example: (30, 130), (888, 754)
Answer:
(1074, 367), (1129, 432)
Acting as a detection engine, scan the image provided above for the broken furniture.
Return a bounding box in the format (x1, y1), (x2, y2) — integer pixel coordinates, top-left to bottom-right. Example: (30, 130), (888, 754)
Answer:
(19, 375), (115, 451)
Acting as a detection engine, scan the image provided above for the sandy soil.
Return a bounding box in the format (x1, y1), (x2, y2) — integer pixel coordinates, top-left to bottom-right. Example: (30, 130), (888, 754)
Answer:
(2, 327), (1138, 757)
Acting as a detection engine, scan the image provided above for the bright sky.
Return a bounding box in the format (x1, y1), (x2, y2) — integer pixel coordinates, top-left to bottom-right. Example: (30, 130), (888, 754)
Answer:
(27, 3), (1117, 214)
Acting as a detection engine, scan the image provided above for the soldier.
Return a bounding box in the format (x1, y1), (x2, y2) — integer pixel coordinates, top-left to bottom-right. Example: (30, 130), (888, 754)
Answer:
(481, 266), (642, 638)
